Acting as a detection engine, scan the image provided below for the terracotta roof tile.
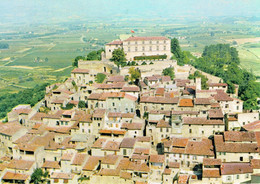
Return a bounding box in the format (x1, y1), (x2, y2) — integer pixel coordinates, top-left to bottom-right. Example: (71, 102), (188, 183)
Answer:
(209, 109), (224, 118)
(168, 162), (180, 168)
(178, 174), (189, 184)
(106, 40), (123, 45)
(221, 163), (253, 175)
(243, 120), (260, 131)
(102, 141), (120, 151)
(150, 155), (165, 163)
(3, 172), (29, 181)
(140, 96), (179, 104)
(72, 153), (87, 165)
(83, 156), (101, 171)
(71, 68), (89, 74)
(50, 172), (74, 179)
(102, 155), (121, 165)
(121, 123), (143, 130)
(179, 99), (193, 107)
(125, 36), (169, 41)
(8, 160), (34, 170)
(194, 98), (211, 105)
(42, 161), (60, 169)
(224, 131), (256, 142)
(203, 158), (222, 166)
(251, 159), (260, 169)
(203, 168), (221, 178)
(183, 117), (224, 125)
(120, 138), (136, 148)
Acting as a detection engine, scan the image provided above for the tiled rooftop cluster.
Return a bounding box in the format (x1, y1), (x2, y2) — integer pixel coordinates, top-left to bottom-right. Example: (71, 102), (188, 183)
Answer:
(0, 60), (259, 184)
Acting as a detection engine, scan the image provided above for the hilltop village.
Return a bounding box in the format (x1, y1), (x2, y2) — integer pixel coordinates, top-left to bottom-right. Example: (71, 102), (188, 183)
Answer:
(0, 36), (260, 184)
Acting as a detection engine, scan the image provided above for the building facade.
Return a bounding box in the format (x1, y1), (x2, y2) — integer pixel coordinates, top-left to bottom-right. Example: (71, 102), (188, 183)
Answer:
(105, 36), (172, 61)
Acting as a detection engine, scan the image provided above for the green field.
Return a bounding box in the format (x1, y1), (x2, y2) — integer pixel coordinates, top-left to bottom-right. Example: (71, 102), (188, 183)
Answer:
(0, 18), (259, 95)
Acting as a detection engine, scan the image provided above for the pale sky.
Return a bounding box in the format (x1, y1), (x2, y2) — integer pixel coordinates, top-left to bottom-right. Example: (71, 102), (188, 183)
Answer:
(0, 0), (259, 24)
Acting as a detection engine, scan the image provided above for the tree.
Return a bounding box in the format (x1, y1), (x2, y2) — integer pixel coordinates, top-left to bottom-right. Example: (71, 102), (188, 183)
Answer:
(128, 67), (141, 84)
(171, 38), (182, 59)
(73, 56), (85, 67)
(30, 168), (49, 184)
(111, 48), (127, 68)
(87, 51), (99, 60)
(95, 73), (106, 83)
(78, 100), (86, 108)
(162, 67), (175, 80)
(189, 71), (208, 90)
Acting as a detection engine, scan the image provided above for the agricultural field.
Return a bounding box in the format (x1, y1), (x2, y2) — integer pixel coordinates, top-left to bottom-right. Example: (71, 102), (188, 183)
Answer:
(0, 18), (259, 95)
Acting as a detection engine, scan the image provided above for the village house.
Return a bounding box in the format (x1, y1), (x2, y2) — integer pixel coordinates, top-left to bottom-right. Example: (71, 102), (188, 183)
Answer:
(214, 131), (259, 163)
(182, 117), (224, 138)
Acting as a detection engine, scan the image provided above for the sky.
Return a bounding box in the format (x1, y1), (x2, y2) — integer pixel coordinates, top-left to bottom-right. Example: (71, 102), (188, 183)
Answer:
(0, 0), (260, 24)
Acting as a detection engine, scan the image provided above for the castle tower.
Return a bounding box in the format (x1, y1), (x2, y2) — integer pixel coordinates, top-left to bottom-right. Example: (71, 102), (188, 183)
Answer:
(196, 77), (201, 91)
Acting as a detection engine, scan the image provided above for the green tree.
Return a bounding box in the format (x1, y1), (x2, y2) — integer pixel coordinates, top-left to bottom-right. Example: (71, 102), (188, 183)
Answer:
(87, 51), (99, 60)
(95, 73), (106, 83)
(189, 71), (208, 90)
(111, 48), (127, 68)
(171, 38), (182, 59)
(73, 56), (85, 67)
(162, 67), (175, 80)
(30, 168), (49, 184)
(78, 100), (86, 108)
(128, 67), (141, 84)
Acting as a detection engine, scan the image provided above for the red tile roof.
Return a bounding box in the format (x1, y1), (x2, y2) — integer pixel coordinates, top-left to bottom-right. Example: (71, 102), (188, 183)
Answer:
(203, 158), (222, 166)
(221, 163), (253, 175)
(149, 155), (165, 163)
(106, 40), (123, 45)
(120, 138), (136, 148)
(243, 120), (260, 131)
(224, 131), (256, 142)
(71, 68), (90, 74)
(209, 109), (224, 118)
(203, 168), (221, 178)
(183, 117), (224, 125)
(2, 172), (29, 181)
(214, 134), (258, 153)
(178, 174), (189, 184)
(83, 156), (101, 171)
(179, 99), (193, 107)
(125, 36), (169, 41)
(140, 96), (179, 104)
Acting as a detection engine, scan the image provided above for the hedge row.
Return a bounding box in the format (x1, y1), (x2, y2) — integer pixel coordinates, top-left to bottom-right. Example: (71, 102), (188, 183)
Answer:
(134, 54), (167, 61)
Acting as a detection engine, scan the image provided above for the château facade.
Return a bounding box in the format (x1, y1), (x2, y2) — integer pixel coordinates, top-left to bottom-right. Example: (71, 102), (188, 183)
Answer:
(105, 36), (172, 61)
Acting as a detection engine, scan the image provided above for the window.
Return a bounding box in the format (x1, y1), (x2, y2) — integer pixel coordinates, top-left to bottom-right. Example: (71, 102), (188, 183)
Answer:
(142, 46), (145, 51)
(150, 46), (152, 51)
(237, 175), (239, 179)
(227, 176), (231, 181)
(189, 129), (192, 133)
(246, 173), (249, 178)
(112, 102), (115, 106)
(225, 104), (229, 108)
(123, 149), (127, 155)
(202, 131), (204, 134)
(135, 47), (138, 51)
(157, 40), (159, 44)
(160, 128), (162, 132)
(157, 46), (159, 50)
(240, 157), (243, 161)
(128, 47), (130, 52)
(164, 46), (166, 50)
(98, 123), (100, 127)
